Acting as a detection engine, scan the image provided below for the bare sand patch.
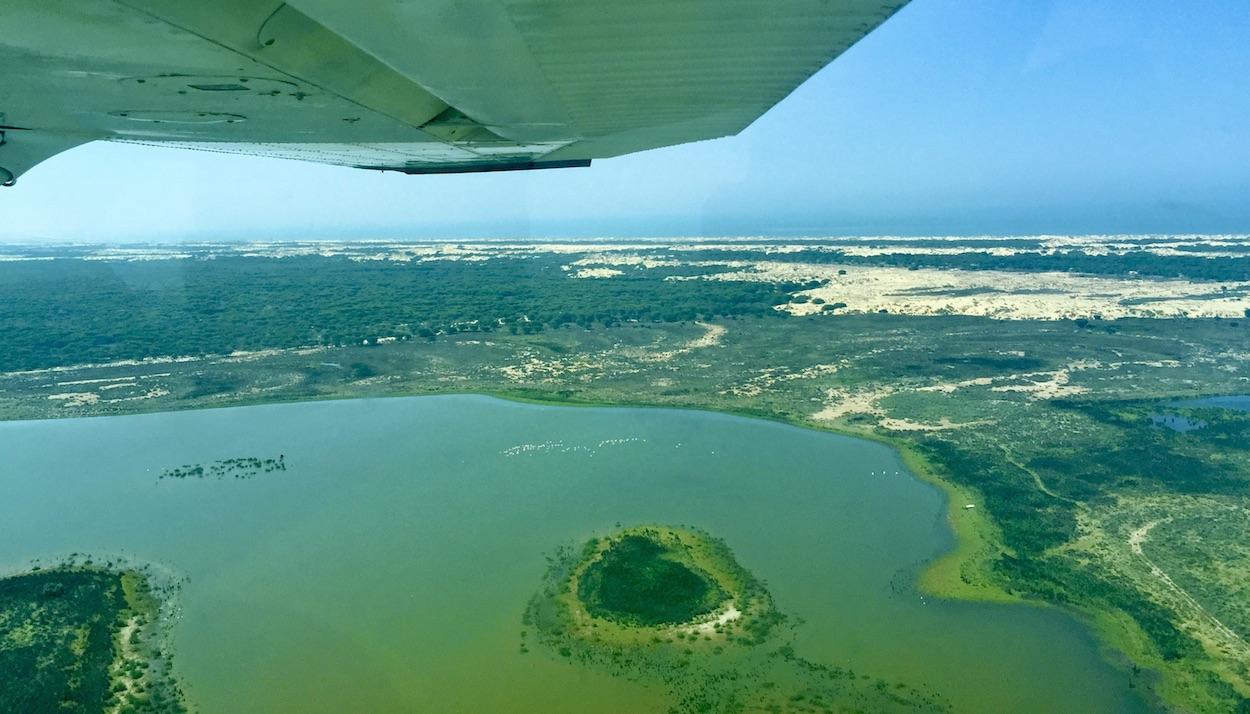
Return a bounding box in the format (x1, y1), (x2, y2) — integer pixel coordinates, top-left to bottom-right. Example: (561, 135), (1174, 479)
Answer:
(499, 351), (614, 382)
(102, 388), (170, 404)
(723, 363), (842, 397)
(568, 254), (681, 269)
(918, 377), (995, 394)
(571, 267), (624, 279)
(686, 603), (742, 635)
(47, 392), (100, 406)
(990, 368), (1089, 400)
(879, 417), (993, 432)
(672, 261), (1250, 320)
(643, 322), (726, 362)
(811, 386), (894, 422)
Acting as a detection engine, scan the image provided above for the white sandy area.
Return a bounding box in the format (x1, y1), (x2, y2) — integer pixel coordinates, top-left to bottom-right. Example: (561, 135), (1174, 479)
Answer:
(878, 417), (993, 432)
(686, 322), (726, 349)
(811, 360), (1115, 425)
(687, 603), (742, 635)
(47, 391), (100, 406)
(105, 617), (143, 714)
(568, 254), (681, 269)
(643, 321), (725, 362)
(102, 388), (170, 403)
(990, 369), (1089, 400)
(99, 381), (138, 391)
(827, 235), (1250, 259)
(672, 261), (1250, 320)
(722, 363), (842, 397)
(917, 376), (996, 394)
(54, 376), (137, 387)
(919, 358), (1186, 399)
(811, 386), (894, 422)
(3, 355), (199, 379)
(499, 352), (614, 381)
(570, 267), (623, 279)
(214, 346), (326, 364)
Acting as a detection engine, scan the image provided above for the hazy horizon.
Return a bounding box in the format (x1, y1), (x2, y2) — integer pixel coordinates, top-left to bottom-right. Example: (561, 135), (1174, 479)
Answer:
(4, 232), (1250, 248)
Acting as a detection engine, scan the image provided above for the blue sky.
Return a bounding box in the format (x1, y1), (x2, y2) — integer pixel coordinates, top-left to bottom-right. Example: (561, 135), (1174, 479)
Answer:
(2, 0), (1249, 241)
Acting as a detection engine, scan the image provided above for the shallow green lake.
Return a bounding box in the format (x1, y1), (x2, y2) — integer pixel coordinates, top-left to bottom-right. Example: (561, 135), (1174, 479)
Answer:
(0, 396), (1151, 712)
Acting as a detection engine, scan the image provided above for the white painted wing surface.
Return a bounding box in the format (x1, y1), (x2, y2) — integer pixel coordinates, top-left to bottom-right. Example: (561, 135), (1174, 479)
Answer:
(0, 0), (907, 184)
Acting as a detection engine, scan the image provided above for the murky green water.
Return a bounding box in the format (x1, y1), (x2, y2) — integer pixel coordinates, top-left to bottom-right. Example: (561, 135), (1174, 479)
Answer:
(0, 396), (1151, 712)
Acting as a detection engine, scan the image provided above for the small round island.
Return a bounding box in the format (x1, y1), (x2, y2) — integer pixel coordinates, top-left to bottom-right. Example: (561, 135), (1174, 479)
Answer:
(526, 525), (782, 652)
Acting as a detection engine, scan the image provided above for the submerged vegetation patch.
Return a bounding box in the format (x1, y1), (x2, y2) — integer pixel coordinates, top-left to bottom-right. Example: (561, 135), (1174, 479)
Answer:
(525, 526), (948, 713)
(160, 454), (286, 481)
(0, 562), (187, 713)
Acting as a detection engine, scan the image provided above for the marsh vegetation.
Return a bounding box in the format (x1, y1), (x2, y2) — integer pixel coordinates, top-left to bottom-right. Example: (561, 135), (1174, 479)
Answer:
(0, 565), (186, 714)
(160, 455), (286, 481)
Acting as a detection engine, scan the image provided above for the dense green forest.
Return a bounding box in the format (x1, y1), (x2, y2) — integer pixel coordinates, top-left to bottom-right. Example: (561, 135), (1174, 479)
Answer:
(578, 534), (723, 627)
(4, 241), (1248, 372)
(0, 255), (801, 371)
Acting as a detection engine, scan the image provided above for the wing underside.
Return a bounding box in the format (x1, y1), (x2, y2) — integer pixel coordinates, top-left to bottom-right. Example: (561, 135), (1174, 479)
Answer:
(0, 0), (906, 183)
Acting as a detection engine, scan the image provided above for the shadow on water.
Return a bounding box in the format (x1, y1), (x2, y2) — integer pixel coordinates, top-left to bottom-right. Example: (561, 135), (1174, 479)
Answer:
(1174, 394), (1250, 412)
(1152, 394), (1250, 431)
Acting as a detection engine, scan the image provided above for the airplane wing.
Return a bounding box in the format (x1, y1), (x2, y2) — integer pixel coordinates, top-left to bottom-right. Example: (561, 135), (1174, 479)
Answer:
(0, 0), (906, 185)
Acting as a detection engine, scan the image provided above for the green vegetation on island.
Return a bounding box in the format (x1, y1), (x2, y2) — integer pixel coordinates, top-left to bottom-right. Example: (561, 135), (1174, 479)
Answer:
(531, 526), (781, 648)
(578, 533), (726, 627)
